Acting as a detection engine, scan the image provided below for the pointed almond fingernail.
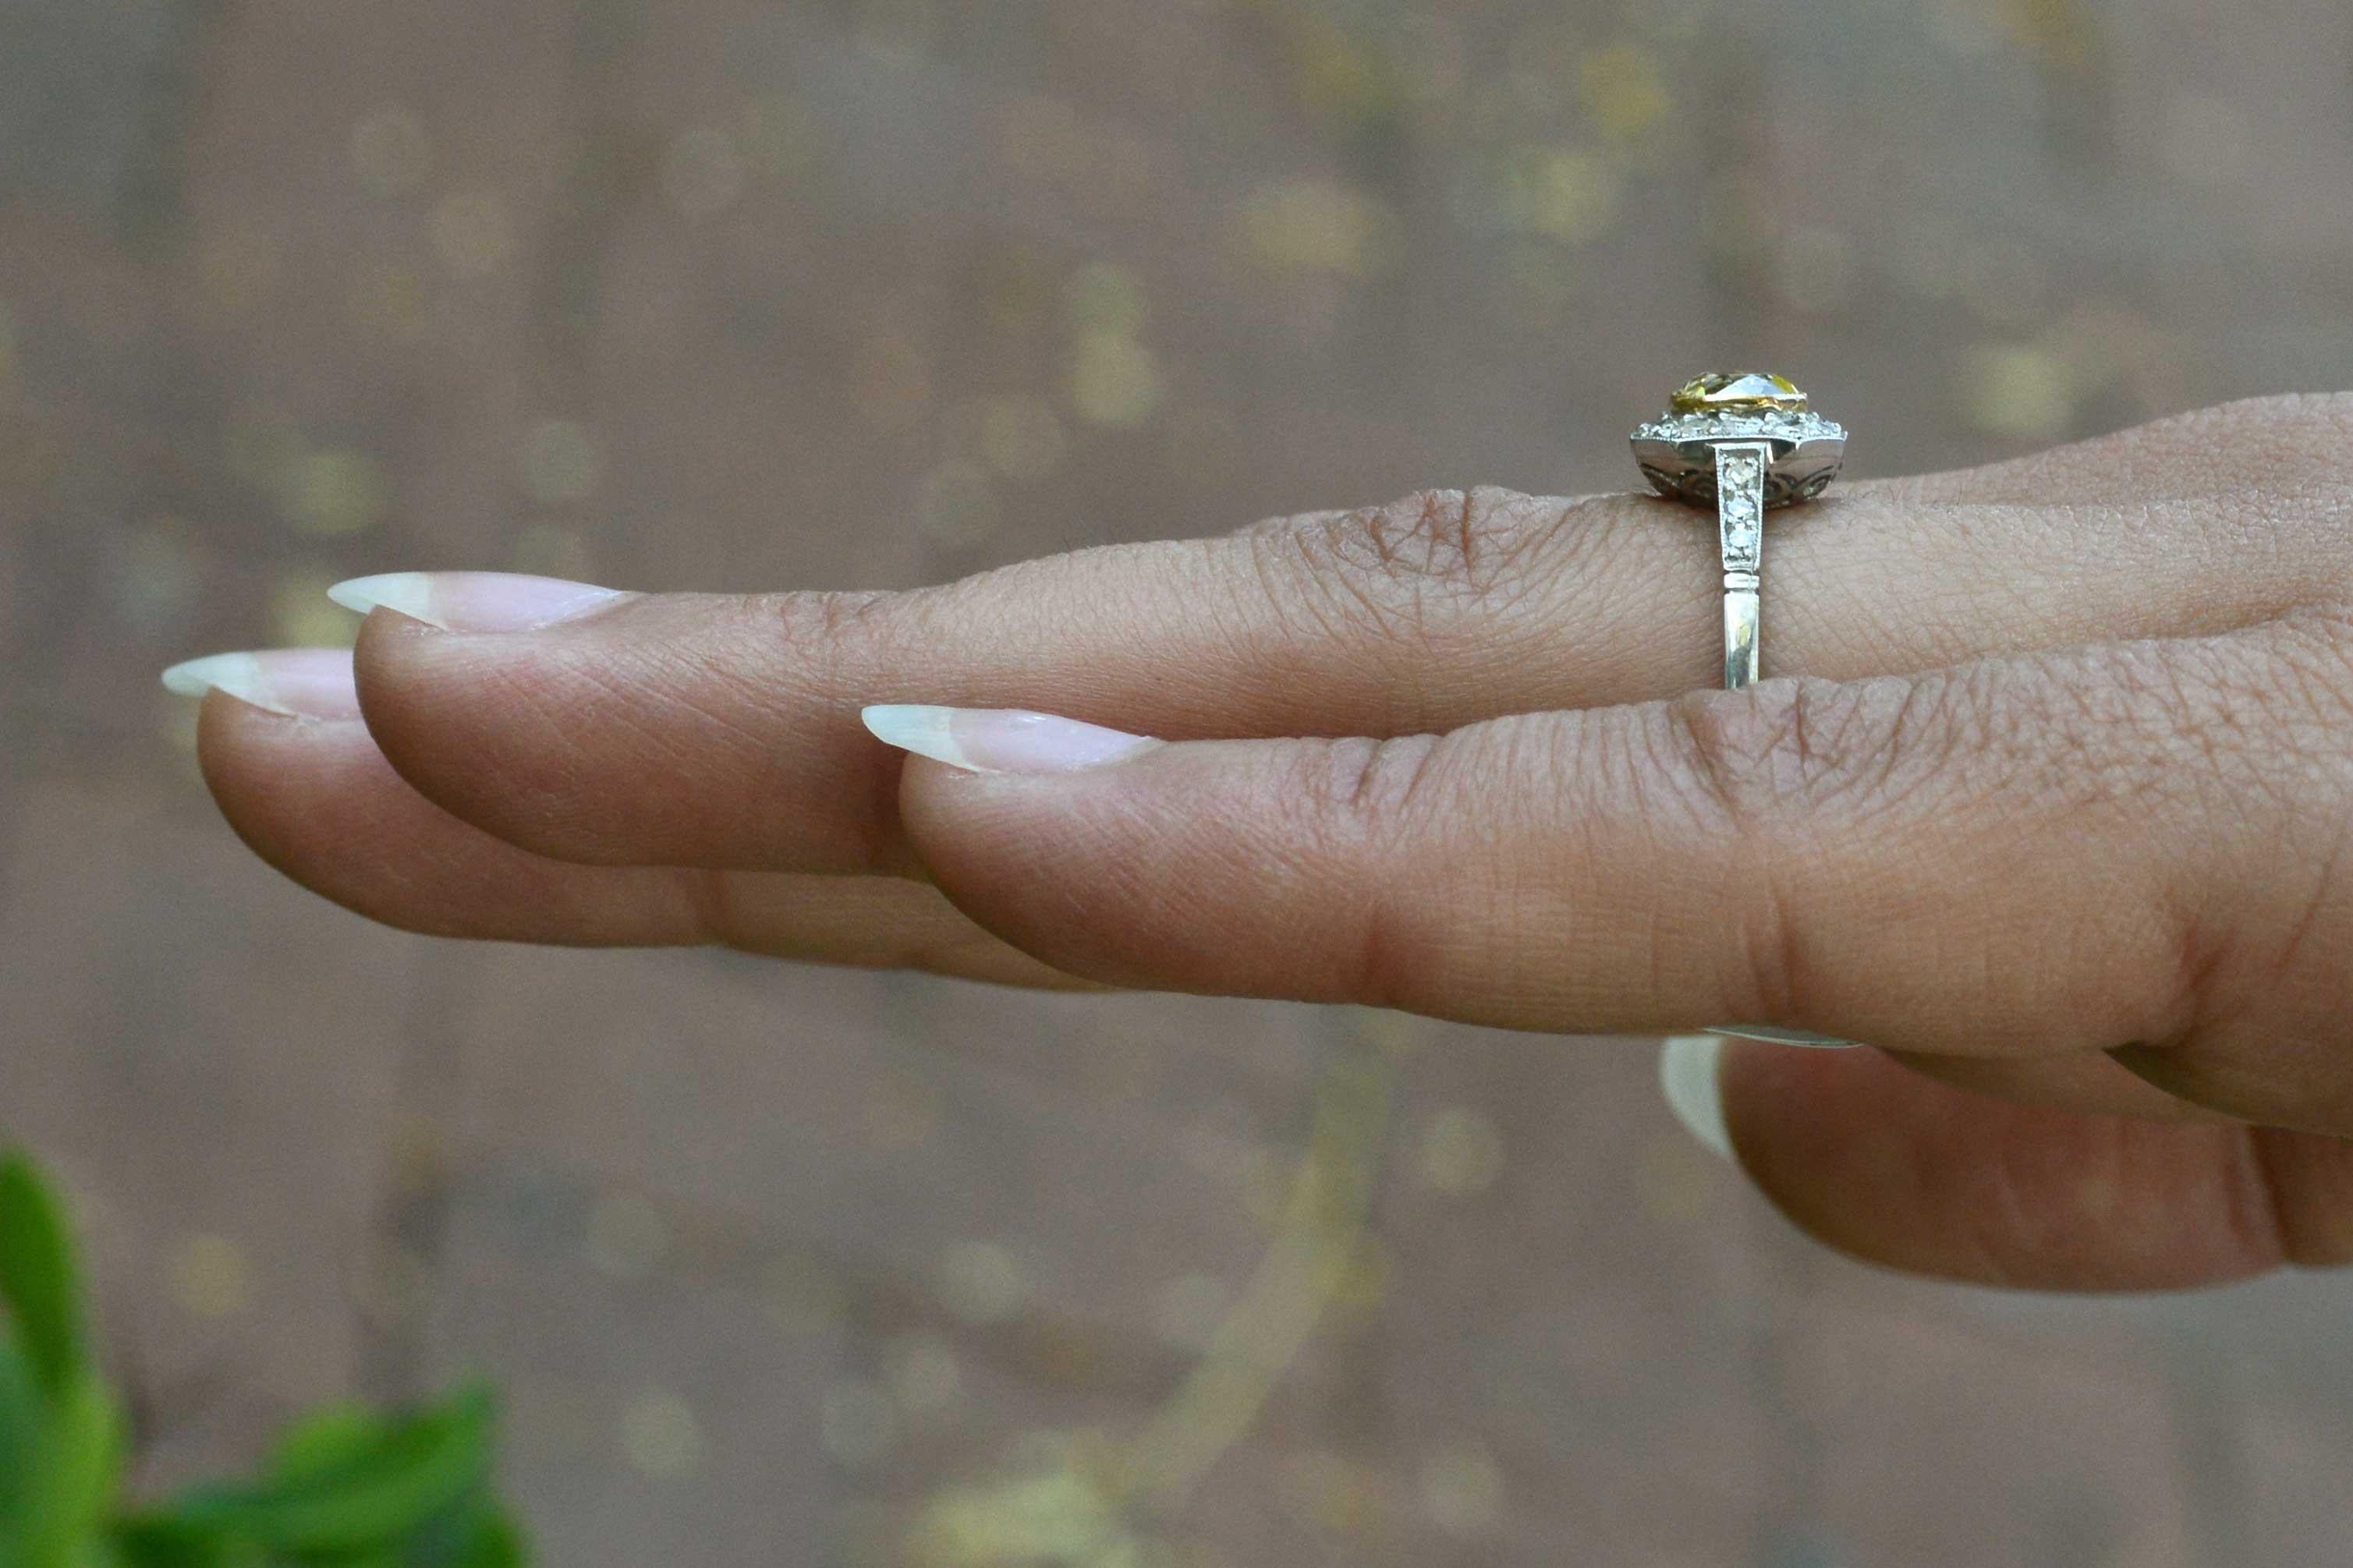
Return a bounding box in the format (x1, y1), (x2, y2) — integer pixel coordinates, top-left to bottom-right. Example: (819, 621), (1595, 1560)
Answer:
(328, 572), (625, 632)
(1660, 1034), (1732, 1161)
(161, 649), (361, 720)
(861, 706), (1162, 775)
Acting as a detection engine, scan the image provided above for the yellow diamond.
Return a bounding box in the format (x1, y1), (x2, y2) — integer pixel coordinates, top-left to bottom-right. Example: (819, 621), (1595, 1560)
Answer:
(1670, 372), (1808, 414)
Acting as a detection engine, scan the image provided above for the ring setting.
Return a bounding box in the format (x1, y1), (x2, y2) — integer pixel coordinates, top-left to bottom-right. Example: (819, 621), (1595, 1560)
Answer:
(1629, 373), (1846, 690)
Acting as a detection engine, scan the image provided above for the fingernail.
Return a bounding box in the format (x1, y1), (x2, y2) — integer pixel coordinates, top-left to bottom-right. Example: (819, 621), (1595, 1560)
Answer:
(161, 649), (361, 720)
(327, 572), (625, 632)
(861, 705), (1162, 775)
(1659, 1034), (1732, 1161)
(1706, 1025), (1861, 1049)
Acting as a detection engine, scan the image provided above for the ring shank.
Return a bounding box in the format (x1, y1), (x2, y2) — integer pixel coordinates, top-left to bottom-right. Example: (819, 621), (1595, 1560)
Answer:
(1723, 575), (1759, 689)
(1711, 443), (1770, 691)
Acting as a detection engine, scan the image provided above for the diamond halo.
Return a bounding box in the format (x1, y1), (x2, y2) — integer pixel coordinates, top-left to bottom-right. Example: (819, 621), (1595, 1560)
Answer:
(1628, 370), (1846, 509)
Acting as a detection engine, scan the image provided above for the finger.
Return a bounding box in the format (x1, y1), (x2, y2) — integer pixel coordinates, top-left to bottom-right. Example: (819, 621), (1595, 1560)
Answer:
(1880, 1048), (2239, 1124)
(187, 653), (1085, 988)
(881, 614), (2349, 1062)
(333, 395), (2353, 874)
(1706, 1039), (2353, 1289)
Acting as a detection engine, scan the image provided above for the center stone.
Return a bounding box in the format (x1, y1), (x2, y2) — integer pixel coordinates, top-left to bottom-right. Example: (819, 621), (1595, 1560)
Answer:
(1671, 372), (1808, 414)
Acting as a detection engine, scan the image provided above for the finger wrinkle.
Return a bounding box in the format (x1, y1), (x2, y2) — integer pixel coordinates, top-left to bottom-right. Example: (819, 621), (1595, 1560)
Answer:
(2235, 1126), (2298, 1270)
(2248, 1128), (2353, 1269)
(684, 864), (745, 950)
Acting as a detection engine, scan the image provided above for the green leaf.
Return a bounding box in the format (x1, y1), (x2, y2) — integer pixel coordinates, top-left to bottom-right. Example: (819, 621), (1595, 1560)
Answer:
(107, 1516), (252, 1568)
(1, 1336), (43, 1521)
(0, 1152), (90, 1402)
(170, 1386), (494, 1556)
(12, 1369), (122, 1568)
(265, 1405), (388, 1483)
(394, 1491), (529, 1568)
(439, 1503), (526, 1568)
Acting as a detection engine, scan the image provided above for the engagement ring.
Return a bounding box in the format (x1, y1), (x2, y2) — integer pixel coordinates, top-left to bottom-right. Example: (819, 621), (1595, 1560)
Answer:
(1629, 373), (1846, 690)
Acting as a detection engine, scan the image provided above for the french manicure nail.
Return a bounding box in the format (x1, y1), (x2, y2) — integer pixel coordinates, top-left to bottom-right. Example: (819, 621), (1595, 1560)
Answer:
(161, 649), (361, 720)
(327, 572), (625, 632)
(861, 705), (1162, 775)
(1659, 1034), (1733, 1161)
(1706, 1025), (1861, 1049)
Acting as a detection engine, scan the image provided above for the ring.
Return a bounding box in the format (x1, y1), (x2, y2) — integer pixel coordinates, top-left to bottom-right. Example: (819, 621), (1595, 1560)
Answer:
(1628, 373), (1847, 690)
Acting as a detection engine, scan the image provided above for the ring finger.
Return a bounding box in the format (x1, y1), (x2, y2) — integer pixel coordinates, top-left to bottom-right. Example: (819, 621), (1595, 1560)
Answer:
(340, 397), (2352, 875)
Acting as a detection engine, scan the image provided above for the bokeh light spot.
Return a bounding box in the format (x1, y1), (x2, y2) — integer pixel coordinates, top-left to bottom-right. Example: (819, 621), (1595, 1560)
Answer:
(271, 565), (360, 649)
(620, 1389), (702, 1478)
(281, 450), (388, 536)
(935, 1239), (1028, 1326)
(1419, 1442), (1504, 1534)
(1580, 45), (1668, 138)
(1068, 332), (1161, 427)
(169, 1234), (250, 1318)
(1501, 146), (1617, 242)
(115, 517), (202, 634)
(1416, 1106), (1505, 1196)
(1963, 344), (2075, 440)
(1239, 180), (1399, 275)
(884, 1332), (963, 1422)
(517, 418), (604, 504)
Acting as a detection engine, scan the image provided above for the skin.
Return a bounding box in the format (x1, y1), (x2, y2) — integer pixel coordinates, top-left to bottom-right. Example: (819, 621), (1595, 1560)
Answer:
(187, 392), (2353, 1292)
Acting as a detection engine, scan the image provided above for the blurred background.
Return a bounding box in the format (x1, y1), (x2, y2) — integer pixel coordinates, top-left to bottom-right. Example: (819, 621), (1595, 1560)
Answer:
(5, 0), (2353, 1562)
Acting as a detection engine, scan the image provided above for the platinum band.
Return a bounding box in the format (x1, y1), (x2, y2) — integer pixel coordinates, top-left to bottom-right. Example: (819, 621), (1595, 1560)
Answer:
(1713, 442), (1769, 691)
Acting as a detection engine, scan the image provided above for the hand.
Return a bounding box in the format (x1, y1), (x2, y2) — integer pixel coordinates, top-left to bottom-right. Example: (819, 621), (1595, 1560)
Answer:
(168, 393), (2353, 1292)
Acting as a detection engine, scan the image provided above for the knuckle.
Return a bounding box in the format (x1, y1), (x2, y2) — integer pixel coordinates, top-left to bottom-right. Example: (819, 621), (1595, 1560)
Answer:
(2100, 632), (2353, 825)
(1648, 676), (1971, 1021)
(1293, 731), (1451, 844)
(2263, 607), (2353, 735)
(1280, 732), (1452, 1007)
(758, 588), (898, 671)
(1656, 674), (1932, 828)
(1249, 485), (1568, 639)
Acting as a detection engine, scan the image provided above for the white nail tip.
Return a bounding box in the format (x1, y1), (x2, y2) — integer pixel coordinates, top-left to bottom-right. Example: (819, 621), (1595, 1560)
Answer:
(861, 704), (978, 772)
(160, 653), (292, 715)
(1659, 1034), (1734, 1162)
(1706, 1025), (1860, 1049)
(327, 572), (439, 625)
